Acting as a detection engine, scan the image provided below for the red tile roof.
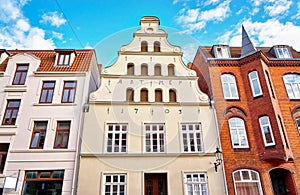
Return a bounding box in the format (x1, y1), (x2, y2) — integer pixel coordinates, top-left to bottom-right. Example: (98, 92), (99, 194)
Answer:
(0, 49), (96, 72)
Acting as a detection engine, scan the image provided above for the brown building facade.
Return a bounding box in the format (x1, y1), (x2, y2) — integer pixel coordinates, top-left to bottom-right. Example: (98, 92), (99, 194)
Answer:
(190, 26), (300, 195)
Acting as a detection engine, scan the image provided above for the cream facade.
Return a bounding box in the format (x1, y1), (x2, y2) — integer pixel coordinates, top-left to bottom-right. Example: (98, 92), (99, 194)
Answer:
(78, 17), (226, 195)
(0, 49), (99, 194)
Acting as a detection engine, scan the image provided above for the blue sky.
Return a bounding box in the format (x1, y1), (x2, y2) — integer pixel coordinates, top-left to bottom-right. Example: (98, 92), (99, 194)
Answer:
(0, 0), (300, 66)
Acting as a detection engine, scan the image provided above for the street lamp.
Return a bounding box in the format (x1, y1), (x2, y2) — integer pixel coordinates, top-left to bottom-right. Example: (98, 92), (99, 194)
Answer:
(214, 147), (222, 172)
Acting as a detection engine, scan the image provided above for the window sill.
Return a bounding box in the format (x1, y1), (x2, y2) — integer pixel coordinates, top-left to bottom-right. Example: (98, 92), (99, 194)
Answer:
(0, 125), (17, 129)
(224, 98), (240, 101)
(233, 148), (250, 152)
(33, 103), (77, 106)
(4, 85), (27, 92)
(253, 94), (263, 99)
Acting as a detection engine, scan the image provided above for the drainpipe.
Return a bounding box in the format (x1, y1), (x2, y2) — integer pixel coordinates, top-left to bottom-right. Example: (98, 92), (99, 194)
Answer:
(210, 96), (228, 195)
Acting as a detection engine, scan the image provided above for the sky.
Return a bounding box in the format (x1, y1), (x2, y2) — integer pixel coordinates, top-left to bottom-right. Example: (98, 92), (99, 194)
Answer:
(0, 0), (300, 67)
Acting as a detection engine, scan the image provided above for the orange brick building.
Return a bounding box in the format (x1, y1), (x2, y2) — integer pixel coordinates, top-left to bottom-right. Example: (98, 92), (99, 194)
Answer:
(190, 26), (300, 194)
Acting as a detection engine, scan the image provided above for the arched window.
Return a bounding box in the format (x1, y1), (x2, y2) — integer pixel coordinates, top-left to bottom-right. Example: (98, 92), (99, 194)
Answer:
(168, 64), (175, 76)
(283, 74), (300, 99)
(154, 64), (161, 76)
(169, 89), (176, 102)
(126, 88), (134, 102)
(228, 118), (249, 148)
(140, 88), (148, 102)
(155, 89), (162, 102)
(127, 63), (134, 75)
(154, 41), (160, 52)
(249, 71), (262, 97)
(141, 41), (148, 52)
(259, 116), (275, 146)
(233, 169), (263, 195)
(221, 74), (239, 99)
(141, 64), (148, 76)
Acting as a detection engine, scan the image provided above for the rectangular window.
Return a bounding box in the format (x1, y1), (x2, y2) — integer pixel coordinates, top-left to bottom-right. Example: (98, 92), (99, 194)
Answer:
(61, 81), (77, 103)
(22, 170), (64, 195)
(12, 64), (29, 85)
(181, 123), (203, 152)
(259, 116), (275, 147)
(107, 124), (127, 153)
(30, 121), (47, 149)
(54, 121), (70, 149)
(0, 144), (9, 173)
(2, 100), (21, 125)
(276, 47), (291, 58)
(57, 53), (70, 65)
(184, 173), (208, 195)
(104, 174), (126, 195)
(145, 123), (165, 153)
(39, 81), (55, 103)
(249, 71), (263, 97)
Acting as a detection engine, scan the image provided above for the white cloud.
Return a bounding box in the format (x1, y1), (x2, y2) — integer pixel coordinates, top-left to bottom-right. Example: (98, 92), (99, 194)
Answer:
(216, 19), (300, 51)
(176, 0), (231, 33)
(264, 0), (292, 17)
(0, 0), (56, 49)
(204, 0), (220, 6)
(52, 31), (63, 40)
(16, 19), (30, 32)
(292, 2), (300, 19)
(40, 12), (67, 28)
(182, 42), (199, 62)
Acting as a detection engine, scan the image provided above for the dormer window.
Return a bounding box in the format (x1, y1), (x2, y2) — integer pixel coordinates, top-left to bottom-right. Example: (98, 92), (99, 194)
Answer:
(58, 53), (70, 65)
(54, 49), (77, 66)
(270, 45), (292, 59)
(212, 45), (231, 58)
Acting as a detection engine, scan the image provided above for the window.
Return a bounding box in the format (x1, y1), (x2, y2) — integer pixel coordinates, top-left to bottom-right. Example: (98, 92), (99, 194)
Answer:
(126, 88), (134, 102)
(127, 63), (134, 75)
(248, 71), (262, 97)
(12, 64), (29, 85)
(106, 124), (127, 153)
(145, 123), (165, 152)
(0, 144), (9, 173)
(181, 123), (203, 152)
(276, 47), (291, 58)
(2, 100), (20, 125)
(283, 74), (300, 99)
(259, 116), (275, 146)
(30, 121), (47, 149)
(154, 41), (160, 52)
(296, 118), (300, 133)
(140, 88), (148, 102)
(39, 81), (55, 103)
(155, 89), (162, 102)
(61, 81), (76, 103)
(54, 121), (70, 148)
(141, 41), (148, 52)
(168, 64), (175, 76)
(221, 74), (239, 99)
(104, 174), (126, 195)
(228, 118), (249, 148)
(57, 53), (70, 65)
(141, 64), (148, 75)
(184, 173), (208, 195)
(169, 89), (176, 102)
(233, 169), (263, 195)
(154, 64), (161, 76)
(22, 170), (64, 195)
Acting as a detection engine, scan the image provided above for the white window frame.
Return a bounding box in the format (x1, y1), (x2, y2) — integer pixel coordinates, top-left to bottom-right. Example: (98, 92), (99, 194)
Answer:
(259, 116), (275, 147)
(106, 124), (128, 153)
(296, 118), (300, 134)
(248, 71), (263, 97)
(228, 118), (249, 148)
(233, 169), (263, 195)
(144, 123), (165, 153)
(221, 74), (239, 99)
(283, 74), (300, 99)
(276, 47), (291, 58)
(103, 174), (127, 195)
(183, 173), (209, 195)
(181, 123), (204, 153)
(214, 46), (230, 58)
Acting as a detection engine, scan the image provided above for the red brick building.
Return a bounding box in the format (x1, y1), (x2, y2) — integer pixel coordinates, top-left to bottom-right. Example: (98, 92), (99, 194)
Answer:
(190, 26), (300, 195)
